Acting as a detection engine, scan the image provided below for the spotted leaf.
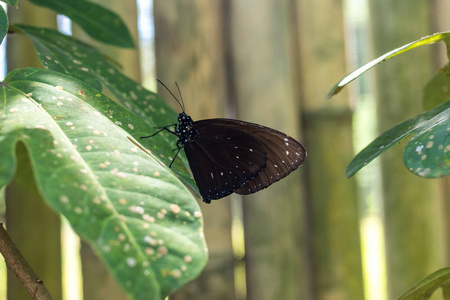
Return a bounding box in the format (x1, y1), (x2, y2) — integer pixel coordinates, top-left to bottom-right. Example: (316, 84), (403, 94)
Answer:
(12, 24), (198, 194)
(0, 68), (208, 300)
(346, 101), (449, 178)
(403, 110), (449, 178)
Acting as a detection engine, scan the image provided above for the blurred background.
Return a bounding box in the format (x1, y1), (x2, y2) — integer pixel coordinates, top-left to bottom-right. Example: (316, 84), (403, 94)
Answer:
(1, 0), (450, 300)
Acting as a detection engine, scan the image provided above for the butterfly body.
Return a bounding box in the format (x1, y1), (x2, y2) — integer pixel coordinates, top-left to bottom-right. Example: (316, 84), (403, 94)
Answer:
(173, 112), (306, 203)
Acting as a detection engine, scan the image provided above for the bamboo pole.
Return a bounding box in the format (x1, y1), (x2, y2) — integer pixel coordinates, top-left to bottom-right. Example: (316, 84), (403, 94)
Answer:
(368, 1), (446, 298)
(153, 1), (235, 299)
(229, 1), (309, 299)
(295, 0), (365, 298)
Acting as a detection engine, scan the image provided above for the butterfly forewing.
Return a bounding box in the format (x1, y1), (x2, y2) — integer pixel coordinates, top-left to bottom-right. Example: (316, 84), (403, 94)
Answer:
(184, 122), (268, 202)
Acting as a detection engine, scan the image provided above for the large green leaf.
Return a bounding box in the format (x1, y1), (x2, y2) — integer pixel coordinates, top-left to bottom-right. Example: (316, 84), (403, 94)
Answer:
(396, 267), (450, 300)
(346, 101), (449, 178)
(26, 0), (134, 48)
(328, 32), (450, 98)
(0, 68), (208, 300)
(12, 24), (198, 195)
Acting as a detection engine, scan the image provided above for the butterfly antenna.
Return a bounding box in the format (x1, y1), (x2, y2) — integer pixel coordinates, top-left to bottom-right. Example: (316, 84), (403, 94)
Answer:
(175, 82), (185, 112)
(156, 79), (184, 112)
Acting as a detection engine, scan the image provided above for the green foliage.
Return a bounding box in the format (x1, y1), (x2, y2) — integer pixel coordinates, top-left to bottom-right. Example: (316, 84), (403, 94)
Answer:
(0, 0), (17, 7)
(0, 67), (208, 299)
(0, 1), (208, 299)
(329, 32), (450, 178)
(28, 0), (135, 48)
(347, 101), (449, 178)
(0, 6), (6, 45)
(396, 267), (450, 300)
(423, 65), (450, 110)
(402, 104), (449, 178)
(11, 24), (198, 193)
(328, 32), (450, 98)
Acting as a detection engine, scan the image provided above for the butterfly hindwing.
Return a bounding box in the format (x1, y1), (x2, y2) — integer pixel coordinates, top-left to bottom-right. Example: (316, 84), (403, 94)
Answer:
(234, 125), (306, 194)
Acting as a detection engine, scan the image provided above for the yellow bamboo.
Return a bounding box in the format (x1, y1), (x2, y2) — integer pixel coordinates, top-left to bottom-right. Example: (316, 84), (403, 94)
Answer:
(369, 1), (446, 298)
(295, 0), (365, 298)
(153, 1), (235, 299)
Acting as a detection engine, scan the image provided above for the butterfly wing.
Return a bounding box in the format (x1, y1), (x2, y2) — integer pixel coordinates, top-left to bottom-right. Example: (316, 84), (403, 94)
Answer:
(193, 119), (306, 196)
(184, 122), (268, 202)
(234, 126), (306, 194)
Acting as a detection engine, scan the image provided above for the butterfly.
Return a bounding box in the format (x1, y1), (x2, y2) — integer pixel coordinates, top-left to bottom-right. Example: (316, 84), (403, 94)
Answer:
(141, 80), (306, 203)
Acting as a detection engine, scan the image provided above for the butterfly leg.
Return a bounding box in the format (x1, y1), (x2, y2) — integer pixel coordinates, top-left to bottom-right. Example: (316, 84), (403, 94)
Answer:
(169, 143), (183, 168)
(140, 123), (177, 139)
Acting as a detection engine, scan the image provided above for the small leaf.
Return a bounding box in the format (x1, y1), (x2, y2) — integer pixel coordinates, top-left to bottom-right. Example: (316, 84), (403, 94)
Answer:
(396, 267), (450, 300)
(328, 32), (450, 98)
(346, 101), (450, 178)
(0, 68), (207, 300)
(423, 65), (450, 110)
(27, 0), (134, 48)
(403, 113), (449, 178)
(0, 5), (7, 45)
(13, 24), (199, 195)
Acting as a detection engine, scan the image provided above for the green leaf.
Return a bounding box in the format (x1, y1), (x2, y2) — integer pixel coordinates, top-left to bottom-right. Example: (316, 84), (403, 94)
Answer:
(396, 267), (450, 300)
(423, 65), (450, 110)
(27, 0), (134, 48)
(13, 24), (199, 195)
(0, 68), (208, 300)
(403, 111), (449, 178)
(328, 31), (450, 98)
(0, 5), (7, 45)
(346, 101), (450, 178)
(1, 0), (17, 6)
(11, 24), (103, 90)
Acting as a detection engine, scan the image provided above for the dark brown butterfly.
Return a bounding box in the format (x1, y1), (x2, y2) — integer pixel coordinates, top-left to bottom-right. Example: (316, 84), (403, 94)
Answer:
(141, 81), (306, 203)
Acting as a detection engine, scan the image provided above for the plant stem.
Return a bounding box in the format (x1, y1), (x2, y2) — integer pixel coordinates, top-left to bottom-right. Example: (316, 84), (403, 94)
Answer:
(0, 223), (53, 300)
